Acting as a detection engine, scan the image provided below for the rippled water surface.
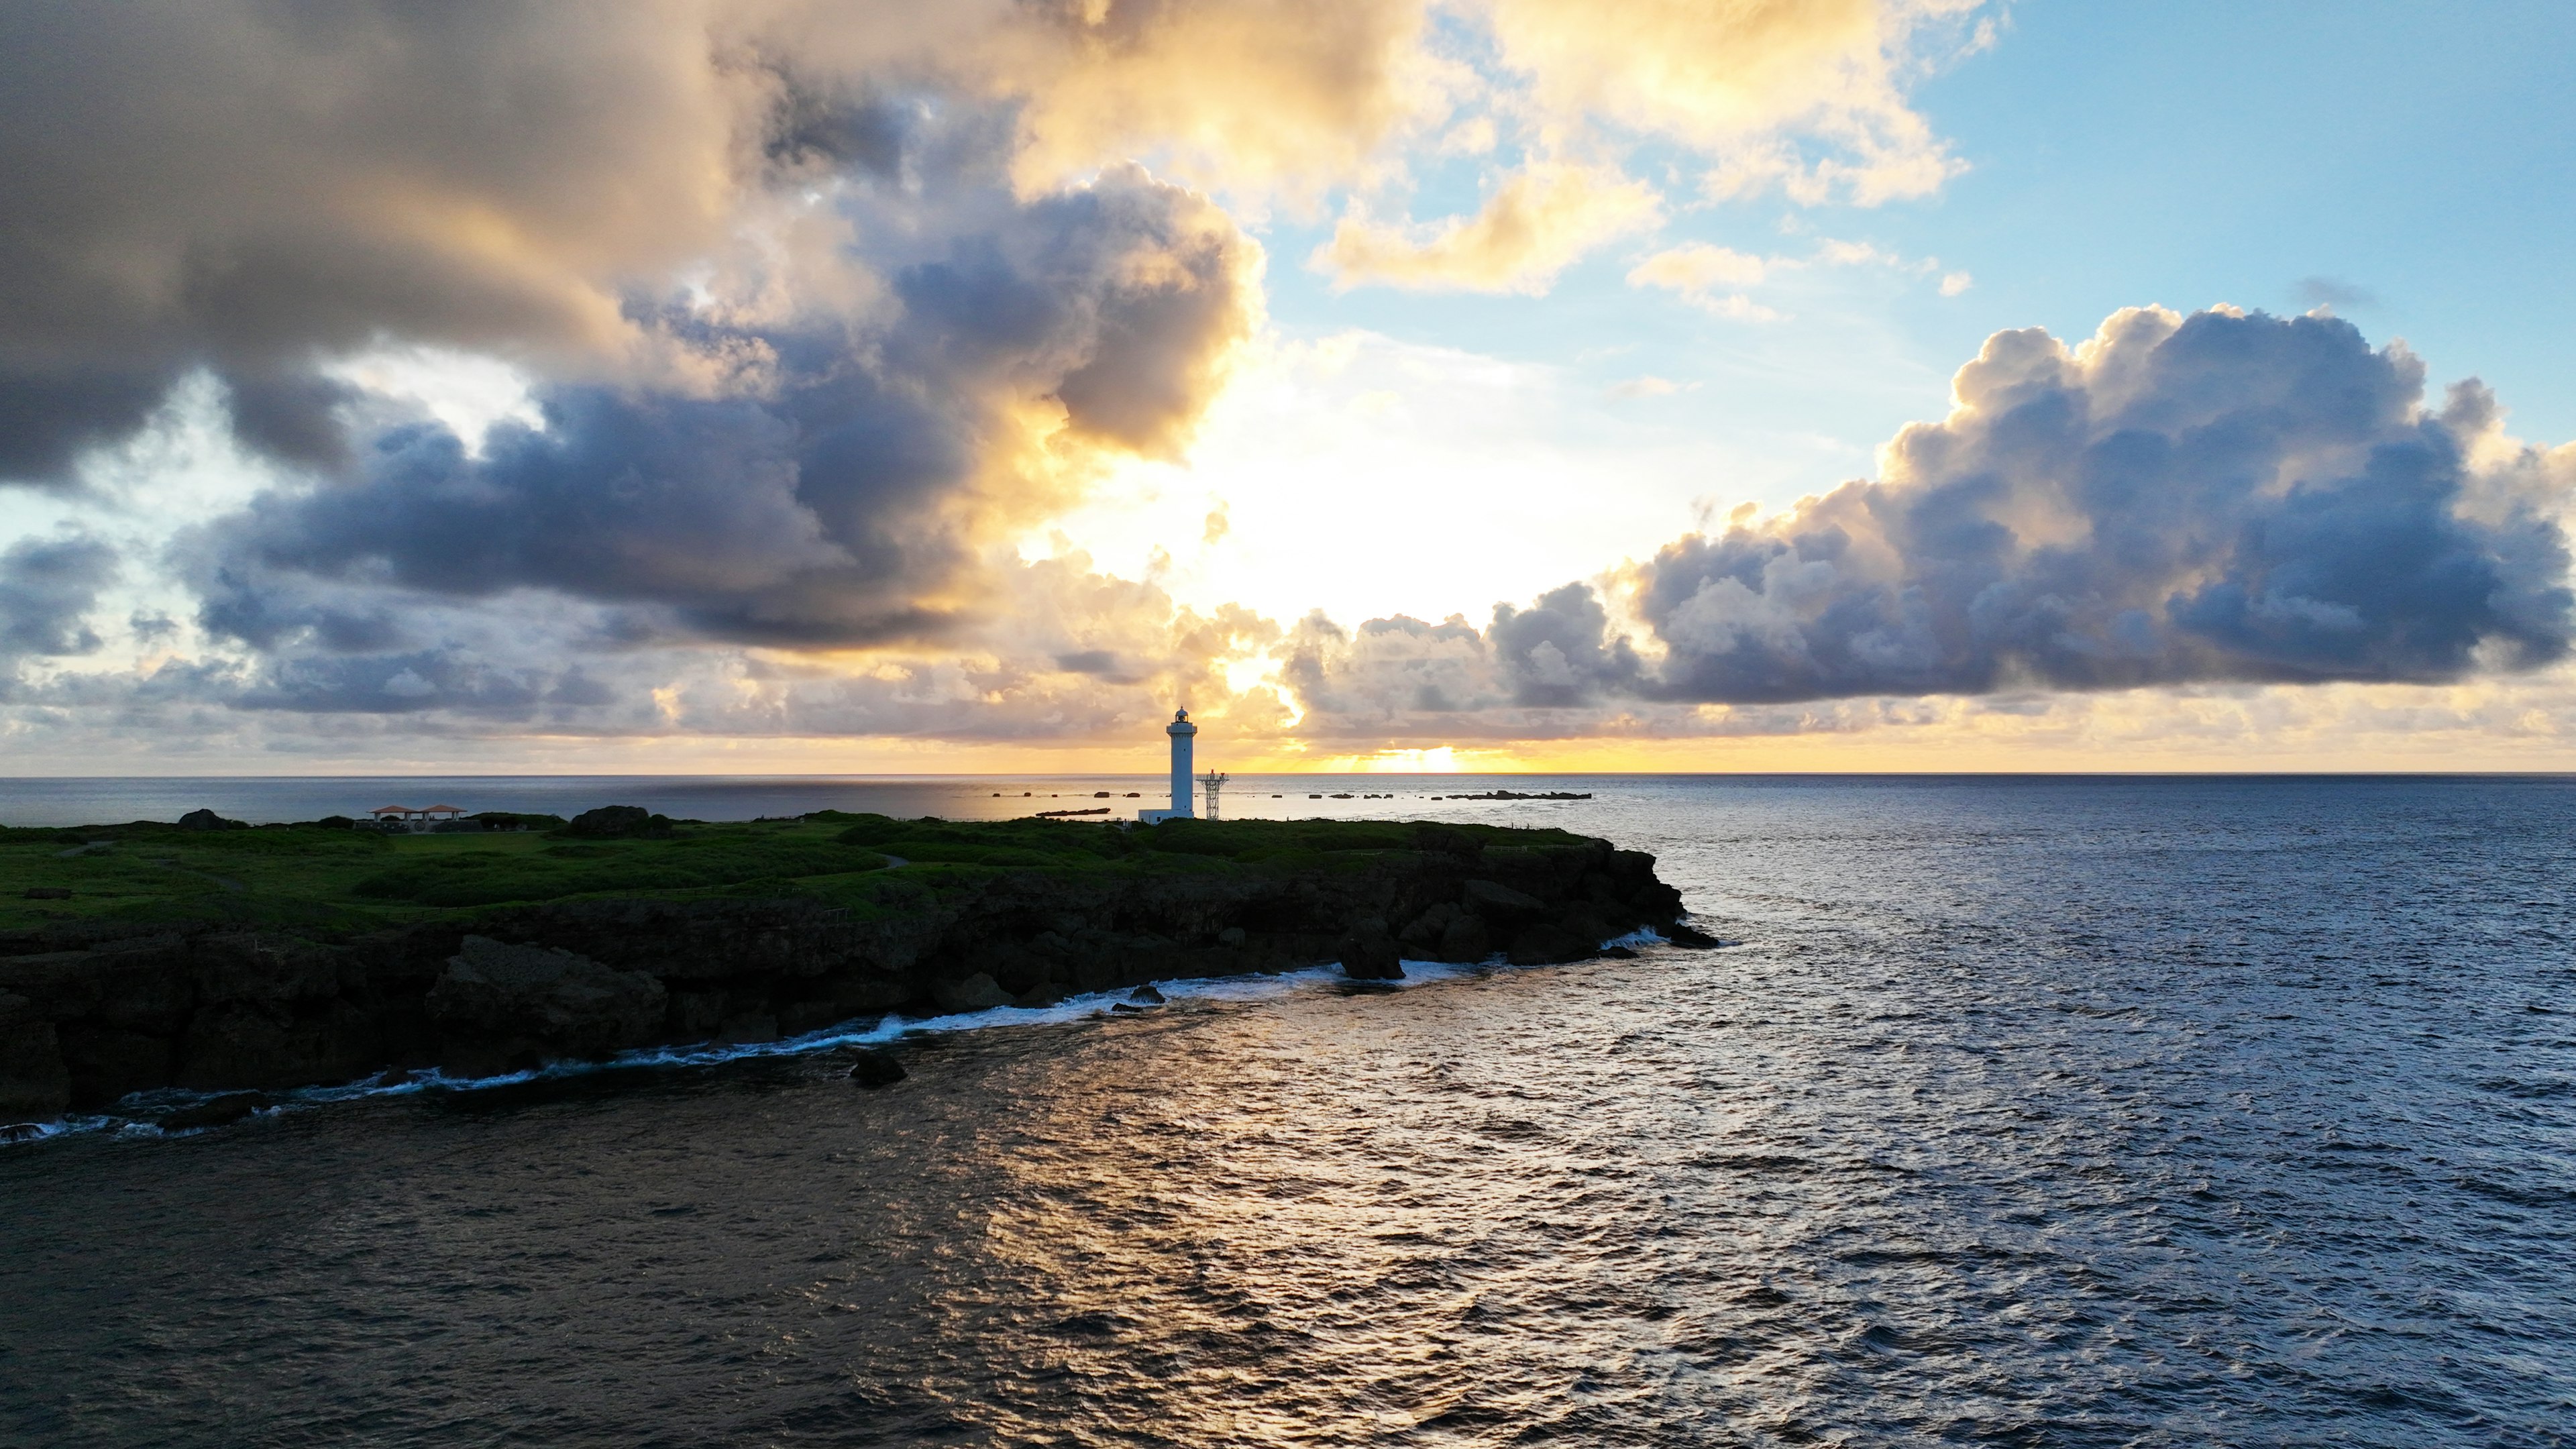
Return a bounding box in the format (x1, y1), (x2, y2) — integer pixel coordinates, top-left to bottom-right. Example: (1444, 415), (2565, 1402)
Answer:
(5, 775), (2573, 1446)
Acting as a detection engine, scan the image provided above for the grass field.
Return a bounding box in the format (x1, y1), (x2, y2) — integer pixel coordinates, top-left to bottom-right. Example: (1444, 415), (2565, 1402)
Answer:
(0, 811), (1599, 933)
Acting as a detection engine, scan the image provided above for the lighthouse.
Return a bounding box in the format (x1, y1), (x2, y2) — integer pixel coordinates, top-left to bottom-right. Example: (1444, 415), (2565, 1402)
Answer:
(1138, 708), (1197, 824)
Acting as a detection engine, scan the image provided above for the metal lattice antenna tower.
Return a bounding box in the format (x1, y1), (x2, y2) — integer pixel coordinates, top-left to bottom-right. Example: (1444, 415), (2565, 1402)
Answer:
(1199, 770), (1228, 821)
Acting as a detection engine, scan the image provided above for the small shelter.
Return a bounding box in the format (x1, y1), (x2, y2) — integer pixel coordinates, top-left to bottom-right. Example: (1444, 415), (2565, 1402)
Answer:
(364, 803), (471, 833)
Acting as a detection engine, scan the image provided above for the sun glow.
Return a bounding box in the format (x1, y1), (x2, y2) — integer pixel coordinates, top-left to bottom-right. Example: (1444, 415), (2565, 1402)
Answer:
(1322, 746), (1489, 772)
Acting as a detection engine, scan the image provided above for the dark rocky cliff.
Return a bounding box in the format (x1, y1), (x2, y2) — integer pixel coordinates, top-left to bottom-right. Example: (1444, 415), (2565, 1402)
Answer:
(1, 828), (1690, 1116)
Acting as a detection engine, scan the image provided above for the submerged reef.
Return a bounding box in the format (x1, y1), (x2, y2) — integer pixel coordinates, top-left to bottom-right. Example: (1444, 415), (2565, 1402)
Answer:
(0, 814), (1692, 1114)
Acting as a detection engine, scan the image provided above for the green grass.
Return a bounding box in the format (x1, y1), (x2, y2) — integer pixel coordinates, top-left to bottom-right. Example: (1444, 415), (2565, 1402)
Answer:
(0, 812), (1599, 934)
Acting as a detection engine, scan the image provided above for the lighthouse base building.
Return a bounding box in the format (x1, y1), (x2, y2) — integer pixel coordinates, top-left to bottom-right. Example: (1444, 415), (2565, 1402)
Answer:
(1137, 708), (1197, 824)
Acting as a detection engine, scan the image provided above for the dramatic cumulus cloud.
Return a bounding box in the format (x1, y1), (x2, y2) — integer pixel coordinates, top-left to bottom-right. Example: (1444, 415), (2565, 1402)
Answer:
(195, 156), (1253, 649)
(1633, 307), (2571, 700)
(1285, 307), (2575, 734)
(0, 0), (1283, 725)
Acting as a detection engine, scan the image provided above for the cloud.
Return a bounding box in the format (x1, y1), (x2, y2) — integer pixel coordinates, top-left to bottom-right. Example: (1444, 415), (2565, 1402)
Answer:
(1632, 307), (2573, 700)
(0, 0), (771, 483)
(78, 81), (1256, 656)
(1307, 1), (1989, 294)
(2298, 276), (2375, 309)
(0, 534), (119, 667)
(1625, 242), (1774, 317)
(1279, 307), (2575, 724)
(19, 7), (2569, 770)
(1607, 375), (1684, 398)
(1484, 0), (1977, 205)
(1316, 162), (1662, 293)
(1626, 235), (1960, 316)
(975, 0), (1441, 201)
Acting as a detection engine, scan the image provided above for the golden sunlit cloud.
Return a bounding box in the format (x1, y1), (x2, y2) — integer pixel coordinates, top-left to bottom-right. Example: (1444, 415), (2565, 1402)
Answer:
(1316, 162), (1663, 293)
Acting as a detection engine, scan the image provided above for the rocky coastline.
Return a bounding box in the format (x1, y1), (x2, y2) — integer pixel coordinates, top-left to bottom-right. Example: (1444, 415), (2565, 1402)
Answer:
(1, 819), (1701, 1120)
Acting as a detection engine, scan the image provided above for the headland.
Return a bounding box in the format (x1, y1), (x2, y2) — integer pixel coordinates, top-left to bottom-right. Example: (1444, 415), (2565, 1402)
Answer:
(1, 810), (1701, 1118)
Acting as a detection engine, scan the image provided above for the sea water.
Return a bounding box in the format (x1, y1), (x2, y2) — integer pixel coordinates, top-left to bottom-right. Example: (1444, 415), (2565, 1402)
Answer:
(2, 775), (2571, 1446)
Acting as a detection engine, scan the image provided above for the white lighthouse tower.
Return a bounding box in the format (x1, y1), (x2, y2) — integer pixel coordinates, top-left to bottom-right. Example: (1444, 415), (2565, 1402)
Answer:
(1138, 708), (1197, 824)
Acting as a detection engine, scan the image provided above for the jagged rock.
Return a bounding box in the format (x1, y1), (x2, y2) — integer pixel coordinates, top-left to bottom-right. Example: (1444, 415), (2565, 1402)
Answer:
(1438, 914), (1492, 963)
(1338, 918), (1403, 980)
(0, 993), (68, 1118)
(62, 1024), (174, 1101)
(193, 933), (341, 1011)
(1399, 902), (1458, 948)
(1665, 923), (1725, 949)
(426, 936), (667, 1059)
(1507, 922), (1595, 966)
(847, 1048), (906, 1087)
(1128, 985), (1166, 1004)
(777, 1000), (846, 1036)
(671, 990), (727, 1039)
(933, 973), (1012, 1012)
(1462, 879), (1548, 925)
(158, 1092), (269, 1131)
(1600, 945), (1639, 959)
(1, 1122), (42, 1142)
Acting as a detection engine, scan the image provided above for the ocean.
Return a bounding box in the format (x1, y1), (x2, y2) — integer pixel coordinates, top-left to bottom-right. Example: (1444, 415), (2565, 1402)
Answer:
(2, 774), (2571, 1446)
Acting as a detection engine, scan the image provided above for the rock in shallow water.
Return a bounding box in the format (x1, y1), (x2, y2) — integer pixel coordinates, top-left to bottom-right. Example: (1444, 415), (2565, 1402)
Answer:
(846, 1049), (906, 1087)
(157, 1092), (269, 1130)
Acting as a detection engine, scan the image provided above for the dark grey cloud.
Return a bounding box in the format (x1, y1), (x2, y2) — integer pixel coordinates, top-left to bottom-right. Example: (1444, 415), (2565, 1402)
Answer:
(195, 157), (1250, 649)
(1490, 583), (1642, 705)
(0, 0), (794, 484)
(0, 535), (118, 664)
(0, 3), (1255, 659)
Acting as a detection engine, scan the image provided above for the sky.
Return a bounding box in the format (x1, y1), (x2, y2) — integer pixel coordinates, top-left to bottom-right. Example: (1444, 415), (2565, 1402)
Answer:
(1, 0), (2571, 774)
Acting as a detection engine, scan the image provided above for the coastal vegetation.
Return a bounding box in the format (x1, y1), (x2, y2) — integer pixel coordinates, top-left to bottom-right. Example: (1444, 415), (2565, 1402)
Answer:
(0, 812), (1615, 930)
